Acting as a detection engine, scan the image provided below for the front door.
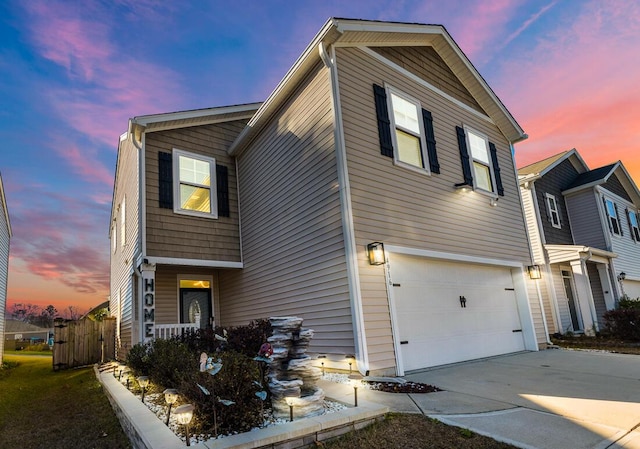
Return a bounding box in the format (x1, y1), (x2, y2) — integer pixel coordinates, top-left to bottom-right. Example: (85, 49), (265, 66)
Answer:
(180, 289), (211, 330)
(561, 270), (582, 332)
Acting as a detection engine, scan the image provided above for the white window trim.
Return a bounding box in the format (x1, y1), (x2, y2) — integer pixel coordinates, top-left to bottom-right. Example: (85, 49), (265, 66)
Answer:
(629, 209), (640, 242)
(605, 198), (621, 236)
(464, 125), (497, 196)
(120, 196), (126, 247)
(385, 85), (431, 175)
(172, 148), (218, 219)
(545, 193), (562, 229)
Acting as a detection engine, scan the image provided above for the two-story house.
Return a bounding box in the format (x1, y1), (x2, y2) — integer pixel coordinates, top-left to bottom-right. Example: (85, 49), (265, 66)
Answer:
(0, 172), (11, 364)
(519, 149), (640, 335)
(110, 18), (548, 376)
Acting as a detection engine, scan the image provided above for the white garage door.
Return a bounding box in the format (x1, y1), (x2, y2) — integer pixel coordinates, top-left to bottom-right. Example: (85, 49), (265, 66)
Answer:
(389, 254), (526, 371)
(624, 280), (640, 300)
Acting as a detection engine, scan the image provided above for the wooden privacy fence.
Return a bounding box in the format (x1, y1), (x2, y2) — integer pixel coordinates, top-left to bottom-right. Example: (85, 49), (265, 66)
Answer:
(53, 317), (116, 370)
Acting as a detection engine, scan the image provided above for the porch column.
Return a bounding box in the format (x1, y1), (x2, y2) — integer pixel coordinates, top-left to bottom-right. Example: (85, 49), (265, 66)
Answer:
(596, 263), (616, 310)
(140, 262), (157, 343)
(570, 260), (598, 335)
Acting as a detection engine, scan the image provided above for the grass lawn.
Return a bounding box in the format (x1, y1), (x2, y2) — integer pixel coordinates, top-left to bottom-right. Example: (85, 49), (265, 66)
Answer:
(0, 353), (131, 449)
(324, 413), (517, 449)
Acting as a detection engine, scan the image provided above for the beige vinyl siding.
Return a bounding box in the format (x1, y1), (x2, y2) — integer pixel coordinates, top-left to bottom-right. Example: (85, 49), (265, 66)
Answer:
(587, 262), (607, 327)
(219, 62), (354, 356)
(145, 120), (246, 261)
(335, 46), (540, 367)
(371, 46), (484, 113)
(0, 179), (9, 362)
(552, 264), (573, 332)
(110, 135), (140, 358)
(154, 265), (221, 325)
(565, 190), (607, 249)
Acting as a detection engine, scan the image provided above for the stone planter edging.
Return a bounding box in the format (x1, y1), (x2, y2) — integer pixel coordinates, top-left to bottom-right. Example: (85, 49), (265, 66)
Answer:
(95, 365), (388, 449)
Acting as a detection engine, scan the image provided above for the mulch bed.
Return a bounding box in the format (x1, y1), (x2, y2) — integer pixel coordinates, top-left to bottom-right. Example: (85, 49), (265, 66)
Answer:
(365, 381), (441, 393)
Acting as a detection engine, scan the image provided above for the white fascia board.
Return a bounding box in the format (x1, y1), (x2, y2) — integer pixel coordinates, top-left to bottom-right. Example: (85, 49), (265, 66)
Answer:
(537, 149), (588, 178)
(133, 103), (262, 127)
(145, 256), (243, 269)
(544, 244), (617, 259)
(334, 19), (444, 36)
(384, 245), (525, 268)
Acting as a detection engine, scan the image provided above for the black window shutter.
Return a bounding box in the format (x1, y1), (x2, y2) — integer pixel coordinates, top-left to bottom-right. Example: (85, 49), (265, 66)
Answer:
(158, 151), (173, 209)
(626, 208), (634, 240)
(602, 197), (613, 233)
(422, 109), (439, 174)
(489, 142), (504, 196)
(614, 203), (623, 236)
(216, 164), (229, 217)
(456, 126), (473, 186)
(373, 84), (394, 158)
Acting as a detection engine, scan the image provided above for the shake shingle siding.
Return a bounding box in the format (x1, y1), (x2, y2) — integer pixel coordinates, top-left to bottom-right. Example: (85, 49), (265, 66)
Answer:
(219, 62), (355, 356)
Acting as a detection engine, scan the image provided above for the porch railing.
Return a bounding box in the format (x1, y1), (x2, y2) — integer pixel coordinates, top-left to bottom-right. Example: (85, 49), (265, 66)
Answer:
(155, 323), (198, 339)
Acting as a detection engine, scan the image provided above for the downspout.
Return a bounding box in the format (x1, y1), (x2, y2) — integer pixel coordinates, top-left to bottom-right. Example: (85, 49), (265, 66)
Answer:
(320, 41), (370, 375)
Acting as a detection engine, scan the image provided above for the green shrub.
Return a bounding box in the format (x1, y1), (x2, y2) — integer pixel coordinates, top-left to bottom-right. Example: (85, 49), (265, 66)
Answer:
(179, 350), (265, 437)
(147, 338), (198, 387)
(179, 319), (272, 358)
(125, 341), (152, 375)
(618, 296), (640, 310)
(24, 343), (51, 352)
(603, 308), (640, 341)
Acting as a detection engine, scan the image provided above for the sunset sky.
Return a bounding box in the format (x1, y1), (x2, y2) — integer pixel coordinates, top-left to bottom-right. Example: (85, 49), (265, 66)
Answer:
(1, 0), (639, 314)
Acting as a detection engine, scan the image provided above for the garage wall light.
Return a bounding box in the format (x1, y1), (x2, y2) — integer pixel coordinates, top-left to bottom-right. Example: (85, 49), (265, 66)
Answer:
(527, 265), (542, 280)
(367, 242), (385, 265)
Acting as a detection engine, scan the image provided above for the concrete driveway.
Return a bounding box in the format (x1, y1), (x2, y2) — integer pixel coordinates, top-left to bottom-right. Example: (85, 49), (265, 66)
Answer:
(320, 349), (640, 448)
(402, 350), (640, 449)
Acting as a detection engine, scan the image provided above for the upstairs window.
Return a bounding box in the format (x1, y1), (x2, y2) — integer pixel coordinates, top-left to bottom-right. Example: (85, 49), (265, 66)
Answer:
(605, 198), (621, 236)
(455, 126), (504, 196)
(173, 149), (217, 218)
(545, 193), (561, 228)
(373, 84), (440, 174)
(628, 209), (640, 241)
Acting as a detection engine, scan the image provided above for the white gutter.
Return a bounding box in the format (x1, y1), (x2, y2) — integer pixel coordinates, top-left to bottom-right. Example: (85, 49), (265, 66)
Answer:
(321, 41), (370, 375)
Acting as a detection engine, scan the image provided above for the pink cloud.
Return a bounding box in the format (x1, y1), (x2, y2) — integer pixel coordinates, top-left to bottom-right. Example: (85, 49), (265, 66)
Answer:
(496, 1), (640, 184)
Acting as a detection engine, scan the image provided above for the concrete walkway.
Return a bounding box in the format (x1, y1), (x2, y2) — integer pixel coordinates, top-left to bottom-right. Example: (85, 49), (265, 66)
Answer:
(319, 349), (640, 449)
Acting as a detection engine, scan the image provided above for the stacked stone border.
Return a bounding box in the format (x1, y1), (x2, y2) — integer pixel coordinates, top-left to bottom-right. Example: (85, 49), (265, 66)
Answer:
(95, 364), (388, 449)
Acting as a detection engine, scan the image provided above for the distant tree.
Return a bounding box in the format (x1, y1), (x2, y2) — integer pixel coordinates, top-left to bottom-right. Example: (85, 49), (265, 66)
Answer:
(9, 303), (59, 327)
(62, 306), (82, 321)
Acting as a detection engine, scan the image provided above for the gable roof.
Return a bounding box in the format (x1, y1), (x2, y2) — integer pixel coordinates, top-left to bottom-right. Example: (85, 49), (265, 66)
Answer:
(562, 161), (640, 205)
(518, 148), (588, 182)
(229, 17), (527, 156)
(5, 319), (51, 333)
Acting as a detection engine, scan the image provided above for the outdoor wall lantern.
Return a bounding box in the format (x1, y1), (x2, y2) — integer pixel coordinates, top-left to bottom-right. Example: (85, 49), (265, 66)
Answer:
(367, 242), (385, 265)
(285, 396), (296, 422)
(163, 388), (179, 426)
(454, 182), (471, 192)
(174, 404), (195, 446)
(137, 376), (150, 403)
(527, 265), (542, 280)
(349, 375), (360, 407)
(618, 272), (627, 282)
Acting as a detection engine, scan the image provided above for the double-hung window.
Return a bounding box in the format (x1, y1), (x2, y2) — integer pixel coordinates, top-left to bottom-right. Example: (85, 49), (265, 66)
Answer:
(605, 198), (621, 236)
(388, 89), (428, 171)
(466, 127), (495, 193)
(173, 149), (217, 218)
(628, 209), (640, 241)
(545, 193), (561, 228)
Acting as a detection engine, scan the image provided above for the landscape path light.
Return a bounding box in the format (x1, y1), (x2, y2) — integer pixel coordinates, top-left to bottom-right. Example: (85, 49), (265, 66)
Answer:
(137, 376), (149, 403)
(117, 364), (126, 380)
(285, 395), (296, 422)
(349, 375), (360, 407)
(163, 388), (179, 426)
(174, 404), (195, 446)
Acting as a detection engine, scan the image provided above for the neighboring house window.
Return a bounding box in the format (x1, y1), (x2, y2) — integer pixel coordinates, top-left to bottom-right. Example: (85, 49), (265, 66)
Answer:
(173, 149), (217, 218)
(373, 84), (440, 174)
(158, 150), (230, 218)
(545, 193), (561, 228)
(604, 198), (621, 236)
(628, 209), (640, 241)
(120, 197), (126, 247)
(455, 126), (504, 196)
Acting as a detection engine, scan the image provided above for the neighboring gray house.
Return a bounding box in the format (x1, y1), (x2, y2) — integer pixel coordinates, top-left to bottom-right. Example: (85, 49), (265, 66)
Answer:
(3, 319), (52, 350)
(519, 149), (640, 335)
(0, 173), (11, 363)
(111, 18), (548, 376)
